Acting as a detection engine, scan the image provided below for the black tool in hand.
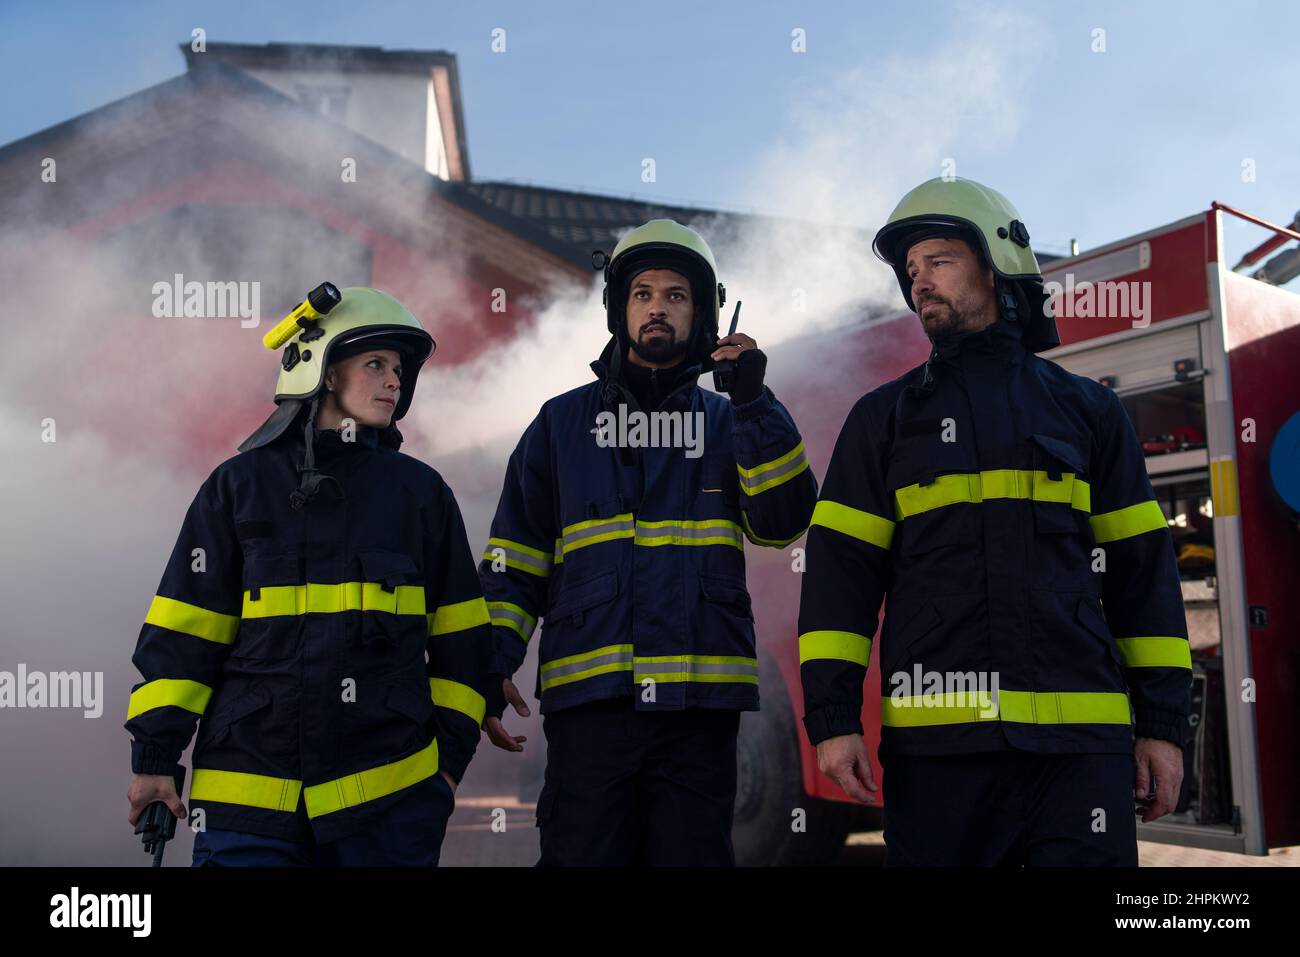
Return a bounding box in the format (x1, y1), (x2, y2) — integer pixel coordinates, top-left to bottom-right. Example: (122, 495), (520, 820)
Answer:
(135, 766), (185, 867)
(712, 300), (743, 393)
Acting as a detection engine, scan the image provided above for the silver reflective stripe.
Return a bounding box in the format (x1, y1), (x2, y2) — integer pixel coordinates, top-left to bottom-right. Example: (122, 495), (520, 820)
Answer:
(542, 647), (634, 681)
(737, 447), (808, 492)
(633, 659), (759, 678)
(634, 522), (742, 544)
(562, 518), (635, 550)
(488, 603), (535, 640)
(485, 541), (551, 575)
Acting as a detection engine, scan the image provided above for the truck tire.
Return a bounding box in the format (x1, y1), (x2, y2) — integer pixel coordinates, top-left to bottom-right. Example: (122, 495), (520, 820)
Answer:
(732, 658), (862, 866)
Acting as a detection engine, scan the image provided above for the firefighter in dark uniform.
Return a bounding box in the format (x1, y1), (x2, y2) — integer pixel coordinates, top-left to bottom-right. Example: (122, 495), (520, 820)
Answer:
(480, 220), (818, 865)
(125, 287), (491, 866)
(798, 179), (1192, 866)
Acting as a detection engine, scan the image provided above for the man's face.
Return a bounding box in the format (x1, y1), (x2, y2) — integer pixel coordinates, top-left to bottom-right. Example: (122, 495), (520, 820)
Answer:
(905, 237), (997, 339)
(625, 268), (694, 367)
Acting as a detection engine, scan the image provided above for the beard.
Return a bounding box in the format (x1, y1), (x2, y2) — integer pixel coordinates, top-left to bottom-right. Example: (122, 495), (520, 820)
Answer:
(916, 295), (977, 339)
(630, 324), (690, 364)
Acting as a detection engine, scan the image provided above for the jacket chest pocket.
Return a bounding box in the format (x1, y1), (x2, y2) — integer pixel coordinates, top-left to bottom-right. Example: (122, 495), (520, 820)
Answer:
(1028, 433), (1091, 537)
(887, 433), (981, 573)
(697, 452), (739, 510)
(236, 547), (304, 663)
(886, 422), (977, 495)
(350, 549), (427, 679)
(241, 546), (301, 601)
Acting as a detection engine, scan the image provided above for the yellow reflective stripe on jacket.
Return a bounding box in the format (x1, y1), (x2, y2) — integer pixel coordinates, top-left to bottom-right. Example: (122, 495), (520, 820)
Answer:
(487, 600), (538, 642)
(811, 500), (895, 551)
(1089, 500), (1168, 543)
(632, 655), (758, 684)
(429, 677), (486, 725)
(634, 518), (743, 550)
(560, 514), (635, 556)
(303, 739), (440, 818)
(894, 470), (1091, 520)
(483, 537), (553, 577)
(799, 630), (872, 667)
(539, 643), (634, 691)
(126, 678), (213, 720)
(191, 767), (302, 812)
(737, 441), (810, 496)
(554, 516), (746, 556)
(1115, 636), (1193, 669)
(242, 582), (426, 619)
(739, 511), (805, 548)
(882, 689), (1131, 727)
(427, 596), (490, 636)
(144, 594), (239, 645)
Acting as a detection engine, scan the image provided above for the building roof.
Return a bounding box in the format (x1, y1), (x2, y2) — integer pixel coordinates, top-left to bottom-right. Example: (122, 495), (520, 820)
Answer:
(181, 41), (473, 182)
(464, 179), (878, 272)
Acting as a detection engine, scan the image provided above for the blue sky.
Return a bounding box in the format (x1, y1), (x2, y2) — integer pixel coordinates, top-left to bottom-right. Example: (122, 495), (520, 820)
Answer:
(2, 0), (1297, 263)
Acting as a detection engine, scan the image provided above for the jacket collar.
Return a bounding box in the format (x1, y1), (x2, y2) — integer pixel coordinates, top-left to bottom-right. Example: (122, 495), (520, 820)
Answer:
(907, 314), (1027, 398)
(282, 419), (381, 460)
(932, 314), (1028, 366)
(590, 336), (702, 412)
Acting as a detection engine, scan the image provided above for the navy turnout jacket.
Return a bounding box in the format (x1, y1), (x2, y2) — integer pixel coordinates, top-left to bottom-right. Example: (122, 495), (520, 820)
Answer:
(798, 319), (1192, 756)
(481, 350), (818, 714)
(125, 424), (490, 842)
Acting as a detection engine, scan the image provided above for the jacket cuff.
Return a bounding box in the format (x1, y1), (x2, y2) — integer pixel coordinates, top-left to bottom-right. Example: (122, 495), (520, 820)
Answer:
(1134, 708), (1188, 748)
(802, 704), (864, 746)
(482, 674), (509, 723)
(438, 746), (473, 785)
(731, 386), (775, 422)
(131, 739), (183, 777)
(486, 629), (527, 679)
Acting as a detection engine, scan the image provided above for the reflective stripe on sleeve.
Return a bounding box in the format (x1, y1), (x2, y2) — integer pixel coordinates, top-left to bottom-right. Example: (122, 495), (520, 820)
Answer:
(483, 538), (553, 577)
(810, 500), (895, 551)
(737, 441), (810, 496)
(428, 596), (490, 636)
(429, 677), (487, 725)
(1089, 500), (1168, 543)
(126, 678), (213, 720)
(1115, 636), (1193, 669)
(144, 594), (240, 645)
(799, 630), (872, 667)
(487, 600), (538, 642)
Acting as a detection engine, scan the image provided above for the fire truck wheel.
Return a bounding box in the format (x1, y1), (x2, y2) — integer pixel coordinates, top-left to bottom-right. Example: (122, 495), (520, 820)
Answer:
(732, 657), (863, 866)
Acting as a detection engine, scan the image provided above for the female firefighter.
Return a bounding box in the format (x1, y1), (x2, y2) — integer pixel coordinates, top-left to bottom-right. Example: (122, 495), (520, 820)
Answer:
(124, 286), (491, 866)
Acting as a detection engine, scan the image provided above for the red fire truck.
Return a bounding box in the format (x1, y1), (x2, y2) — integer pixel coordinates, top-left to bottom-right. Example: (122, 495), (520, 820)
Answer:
(736, 203), (1300, 864)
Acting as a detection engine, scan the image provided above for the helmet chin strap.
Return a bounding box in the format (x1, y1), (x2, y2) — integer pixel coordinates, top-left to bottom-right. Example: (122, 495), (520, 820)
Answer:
(289, 396), (344, 510)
